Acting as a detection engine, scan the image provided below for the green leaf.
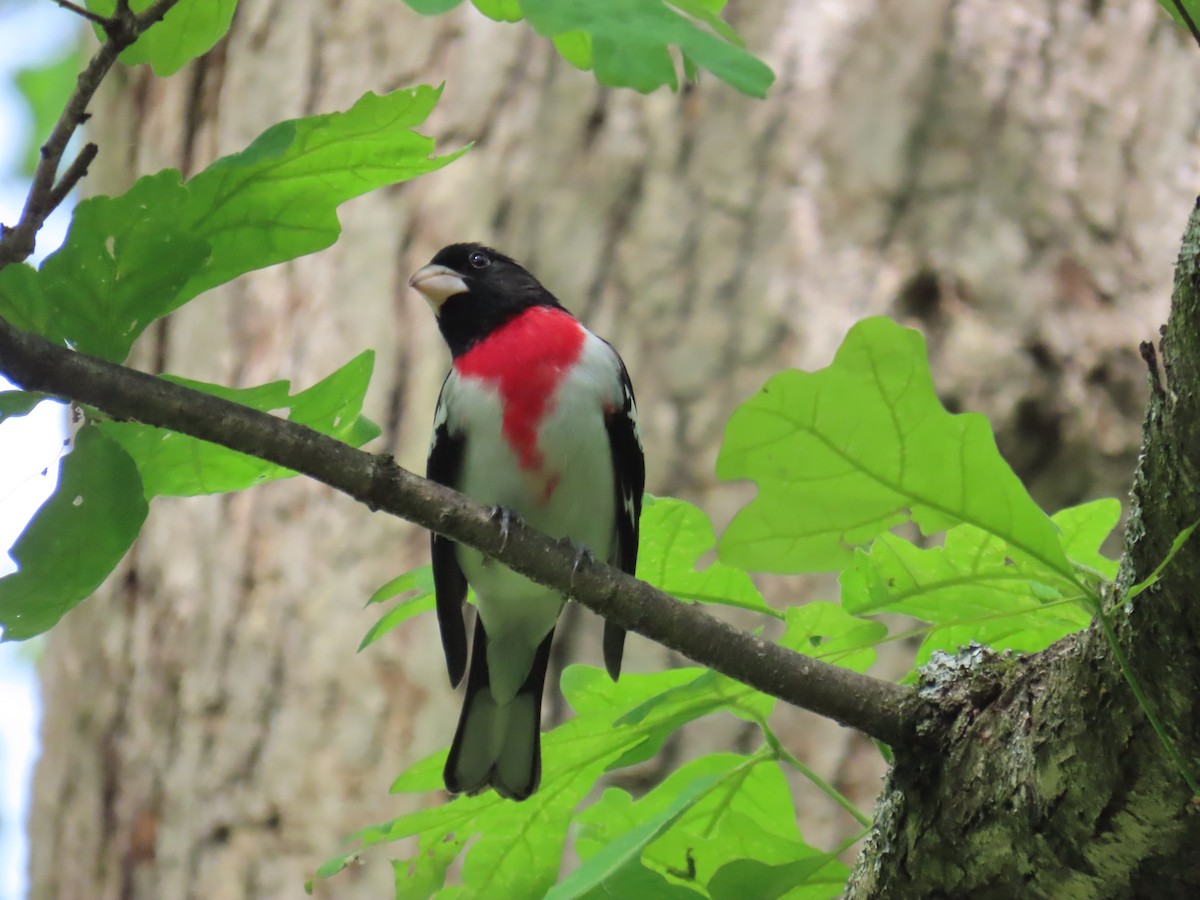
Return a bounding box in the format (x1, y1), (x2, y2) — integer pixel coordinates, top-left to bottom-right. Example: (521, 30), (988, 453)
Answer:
(177, 86), (464, 303)
(391, 835), (469, 900)
(368, 566), (436, 606)
(87, 0), (238, 76)
(545, 775), (721, 900)
(38, 172), (212, 360)
(573, 864), (707, 900)
(404, 0), (464, 12)
(317, 668), (713, 897)
(310, 850), (360, 885)
(451, 0), (771, 94)
(668, 0), (741, 45)
(520, 0), (774, 96)
(717, 317), (1072, 581)
(99, 351), (378, 497)
(637, 496), (777, 617)
(778, 602), (886, 673)
(359, 567), (437, 651)
(708, 853), (848, 900)
(472, 0), (526, 22)
(14, 43), (81, 177)
(610, 668), (774, 773)
(551, 30), (592, 69)
(0, 264), (56, 343)
(0, 391), (51, 425)
(578, 754), (810, 890)
(342, 414), (382, 448)
(843, 528), (1044, 619)
(0, 427), (147, 640)
(840, 526), (1091, 669)
(1053, 498), (1121, 581)
(708, 817), (846, 900)
(27, 87), (461, 361)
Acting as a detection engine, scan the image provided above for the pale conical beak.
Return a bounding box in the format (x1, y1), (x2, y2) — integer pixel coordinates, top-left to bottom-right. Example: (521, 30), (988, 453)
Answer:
(409, 264), (468, 309)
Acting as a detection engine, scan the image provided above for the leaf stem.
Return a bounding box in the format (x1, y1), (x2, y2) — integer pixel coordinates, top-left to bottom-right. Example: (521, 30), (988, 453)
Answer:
(1090, 593), (1200, 795)
(757, 714), (873, 828)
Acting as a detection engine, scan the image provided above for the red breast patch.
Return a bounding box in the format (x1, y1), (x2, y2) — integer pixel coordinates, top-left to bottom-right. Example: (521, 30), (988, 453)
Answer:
(454, 306), (586, 472)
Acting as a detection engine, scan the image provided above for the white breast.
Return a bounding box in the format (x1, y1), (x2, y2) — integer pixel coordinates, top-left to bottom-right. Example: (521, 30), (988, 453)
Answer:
(441, 330), (621, 698)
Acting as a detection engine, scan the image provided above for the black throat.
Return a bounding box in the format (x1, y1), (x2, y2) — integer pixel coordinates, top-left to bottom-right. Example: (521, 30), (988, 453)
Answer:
(437, 290), (561, 358)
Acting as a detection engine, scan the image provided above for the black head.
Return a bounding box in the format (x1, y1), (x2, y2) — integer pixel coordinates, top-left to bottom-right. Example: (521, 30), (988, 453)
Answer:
(409, 243), (563, 357)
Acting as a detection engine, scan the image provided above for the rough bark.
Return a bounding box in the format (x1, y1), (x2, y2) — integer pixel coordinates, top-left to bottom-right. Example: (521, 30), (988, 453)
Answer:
(22, 0), (1200, 897)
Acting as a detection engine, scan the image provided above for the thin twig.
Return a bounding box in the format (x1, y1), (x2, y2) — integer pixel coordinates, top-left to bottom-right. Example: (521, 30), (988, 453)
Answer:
(46, 142), (100, 213)
(0, 0), (184, 268)
(53, 0), (111, 27)
(0, 314), (923, 749)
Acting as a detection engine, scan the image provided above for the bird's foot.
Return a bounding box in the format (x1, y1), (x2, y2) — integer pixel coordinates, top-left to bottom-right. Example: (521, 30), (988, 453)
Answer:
(559, 537), (597, 592)
(491, 506), (523, 552)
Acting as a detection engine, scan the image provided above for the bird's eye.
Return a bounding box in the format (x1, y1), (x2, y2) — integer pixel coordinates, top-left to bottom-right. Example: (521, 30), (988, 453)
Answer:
(468, 251), (490, 269)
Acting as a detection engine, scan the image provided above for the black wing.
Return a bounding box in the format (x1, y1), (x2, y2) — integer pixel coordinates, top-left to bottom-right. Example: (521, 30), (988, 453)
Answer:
(427, 375), (469, 687)
(602, 353), (646, 682)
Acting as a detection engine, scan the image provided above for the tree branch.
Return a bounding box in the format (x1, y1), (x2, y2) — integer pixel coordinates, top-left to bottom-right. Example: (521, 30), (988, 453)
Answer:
(0, 0), (184, 268)
(0, 314), (923, 748)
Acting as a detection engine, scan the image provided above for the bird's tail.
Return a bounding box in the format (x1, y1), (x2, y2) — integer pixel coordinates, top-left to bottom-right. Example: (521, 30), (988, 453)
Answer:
(443, 617), (554, 801)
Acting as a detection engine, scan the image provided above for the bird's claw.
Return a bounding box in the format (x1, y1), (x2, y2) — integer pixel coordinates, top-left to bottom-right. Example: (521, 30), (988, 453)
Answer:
(491, 506), (523, 551)
(564, 539), (597, 592)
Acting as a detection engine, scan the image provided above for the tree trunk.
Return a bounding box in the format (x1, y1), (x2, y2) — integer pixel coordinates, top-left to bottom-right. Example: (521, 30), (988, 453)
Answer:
(24, 0), (1199, 897)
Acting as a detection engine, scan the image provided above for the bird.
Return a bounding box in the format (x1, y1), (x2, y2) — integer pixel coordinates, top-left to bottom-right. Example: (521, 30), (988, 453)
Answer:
(410, 242), (645, 801)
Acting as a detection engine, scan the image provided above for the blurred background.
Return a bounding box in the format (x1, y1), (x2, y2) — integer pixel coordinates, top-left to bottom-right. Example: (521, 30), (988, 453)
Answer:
(2, 0), (1199, 898)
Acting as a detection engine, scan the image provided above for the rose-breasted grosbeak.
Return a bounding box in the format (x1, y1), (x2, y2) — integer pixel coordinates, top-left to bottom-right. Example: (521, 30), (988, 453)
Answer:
(410, 243), (645, 801)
